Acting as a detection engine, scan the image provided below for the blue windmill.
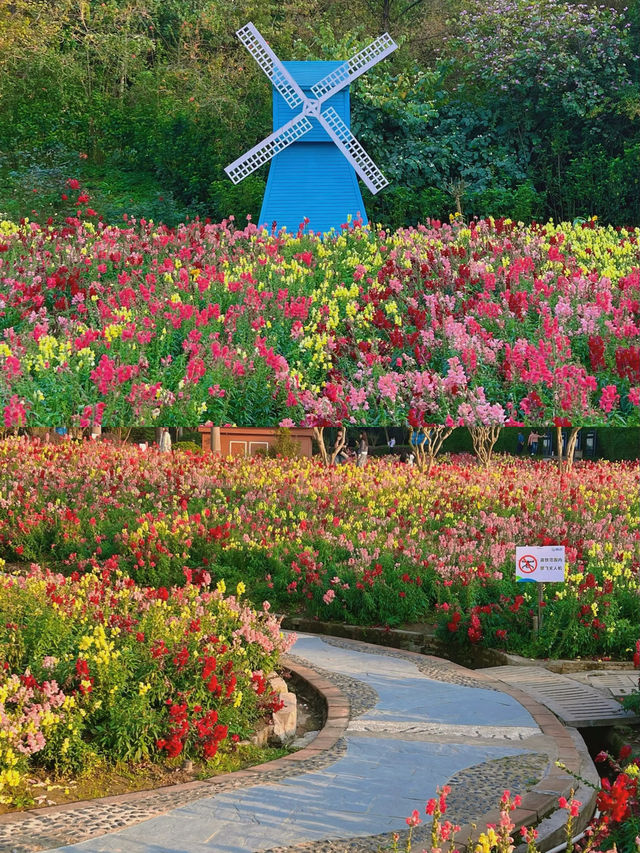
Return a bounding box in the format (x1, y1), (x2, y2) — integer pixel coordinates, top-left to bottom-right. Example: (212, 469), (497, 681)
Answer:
(225, 23), (397, 234)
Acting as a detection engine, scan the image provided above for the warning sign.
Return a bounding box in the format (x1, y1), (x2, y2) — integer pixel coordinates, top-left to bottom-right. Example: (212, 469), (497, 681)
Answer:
(518, 554), (538, 574)
(515, 546), (565, 583)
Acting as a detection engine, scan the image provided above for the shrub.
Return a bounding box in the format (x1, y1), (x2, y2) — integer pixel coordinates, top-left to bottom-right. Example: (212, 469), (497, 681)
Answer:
(0, 563), (293, 806)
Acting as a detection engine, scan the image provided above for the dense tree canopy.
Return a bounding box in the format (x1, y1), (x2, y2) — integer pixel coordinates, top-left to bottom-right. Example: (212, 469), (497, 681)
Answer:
(0, 0), (638, 226)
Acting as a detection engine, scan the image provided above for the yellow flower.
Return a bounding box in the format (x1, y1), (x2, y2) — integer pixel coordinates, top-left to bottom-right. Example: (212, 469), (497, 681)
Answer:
(2, 769), (20, 788)
(216, 579), (226, 594)
(475, 828), (498, 853)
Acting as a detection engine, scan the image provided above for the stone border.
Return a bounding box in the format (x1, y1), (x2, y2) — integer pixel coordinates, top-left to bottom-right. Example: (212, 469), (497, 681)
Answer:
(0, 656), (349, 831)
(479, 648), (637, 674)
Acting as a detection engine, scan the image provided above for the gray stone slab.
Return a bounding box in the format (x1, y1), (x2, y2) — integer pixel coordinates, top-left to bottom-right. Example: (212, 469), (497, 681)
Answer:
(566, 671), (640, 698)
(293, 636), (538, 727)
(49, 739), (536, 853)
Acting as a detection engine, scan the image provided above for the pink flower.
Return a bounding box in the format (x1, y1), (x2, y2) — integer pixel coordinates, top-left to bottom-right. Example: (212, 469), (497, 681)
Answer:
(3, 396), (28, 428)
(406, 809), (422, 827)
(599, 384), (620, 414)
(378, 373), (400, 402)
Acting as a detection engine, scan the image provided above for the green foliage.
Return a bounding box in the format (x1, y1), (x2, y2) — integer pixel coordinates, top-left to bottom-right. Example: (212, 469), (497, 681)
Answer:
(596, 428), (640, 461)
(444, 0), (639, 224)
(209, 176), (266, 224)
(622, 689), (640, 715)
(173, 441), (202, 453)
(270, 428), (303, 459)
(0, 0), (638, 226)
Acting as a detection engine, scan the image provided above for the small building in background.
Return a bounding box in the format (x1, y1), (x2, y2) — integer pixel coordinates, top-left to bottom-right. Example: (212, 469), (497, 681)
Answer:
(197, 426), (314, 458)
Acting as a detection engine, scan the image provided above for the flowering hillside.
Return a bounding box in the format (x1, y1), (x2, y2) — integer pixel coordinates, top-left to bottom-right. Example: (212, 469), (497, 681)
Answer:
(0, 212), (638, 426)
(0, 439), (637, 662)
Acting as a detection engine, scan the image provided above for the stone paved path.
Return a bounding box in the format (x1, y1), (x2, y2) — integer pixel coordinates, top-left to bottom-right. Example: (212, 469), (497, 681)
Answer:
(38, 634), (559, 853)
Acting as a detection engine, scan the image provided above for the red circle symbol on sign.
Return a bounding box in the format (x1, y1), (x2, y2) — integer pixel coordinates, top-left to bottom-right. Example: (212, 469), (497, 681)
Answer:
(518, 554), (538, 574)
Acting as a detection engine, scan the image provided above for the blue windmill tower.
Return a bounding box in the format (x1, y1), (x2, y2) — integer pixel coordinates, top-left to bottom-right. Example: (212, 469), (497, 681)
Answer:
(225, 23), (397, 234)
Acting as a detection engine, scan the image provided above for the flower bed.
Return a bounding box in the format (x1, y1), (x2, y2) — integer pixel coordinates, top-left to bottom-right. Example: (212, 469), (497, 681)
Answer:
(0, 439), (637, 663)
(0, 560), (293, 808)
(398, 757), (640, 853)
(0, 210), (638, 425)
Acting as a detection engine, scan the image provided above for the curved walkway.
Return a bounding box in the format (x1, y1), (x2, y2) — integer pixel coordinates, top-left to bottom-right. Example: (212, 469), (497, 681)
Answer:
(7, 634), (589, 853)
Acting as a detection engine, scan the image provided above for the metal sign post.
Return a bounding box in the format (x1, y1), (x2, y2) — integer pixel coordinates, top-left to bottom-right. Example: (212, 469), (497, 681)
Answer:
(538, 582), (545, 632)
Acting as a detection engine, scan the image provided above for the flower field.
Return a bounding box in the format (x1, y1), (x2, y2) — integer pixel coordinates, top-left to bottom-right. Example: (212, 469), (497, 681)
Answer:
(0, 554), (292, 806)
(0, 439), (637, 665)
(0, 490), (290, 805)
(0, 209), (638, 426)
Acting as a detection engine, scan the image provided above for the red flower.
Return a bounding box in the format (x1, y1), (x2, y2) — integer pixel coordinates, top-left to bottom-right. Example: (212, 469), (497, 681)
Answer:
(447, 612), (461, 632)
(619, 744), (632, 761)
(207, 674), (221, 695)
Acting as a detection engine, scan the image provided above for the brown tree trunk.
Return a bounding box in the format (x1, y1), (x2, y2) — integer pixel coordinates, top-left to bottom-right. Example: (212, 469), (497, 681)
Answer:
(382, 0), (391, 29)
(328, 427), (347, 467)
(565, 427), (580, 471)
(556, 426), (563, 472)
(411, 426), (453, 472)
(313, 427), (328, 467)
(470, 426), (501, 467)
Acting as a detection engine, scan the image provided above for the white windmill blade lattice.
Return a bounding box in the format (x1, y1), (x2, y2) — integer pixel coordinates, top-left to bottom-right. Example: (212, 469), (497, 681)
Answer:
(225, 114), (314, 184)
(236, 22), (307, 110)
(318, 107), (388, 194)
(311, 33), (397, 102)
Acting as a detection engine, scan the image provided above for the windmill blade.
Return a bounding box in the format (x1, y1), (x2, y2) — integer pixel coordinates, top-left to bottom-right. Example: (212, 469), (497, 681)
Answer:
(236, 22), (308, 110)
(225, 114), (313, 184)
(318, 107), (388, 194)
(311, 33), (397, 103)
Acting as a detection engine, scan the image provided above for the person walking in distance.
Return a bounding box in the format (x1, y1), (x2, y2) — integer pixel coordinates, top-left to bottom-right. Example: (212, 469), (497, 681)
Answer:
(356, 431), (368, 468)
(158, 427), (172, 453)
(528, 430), (541, 456)
(332, 425), (347, 466)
